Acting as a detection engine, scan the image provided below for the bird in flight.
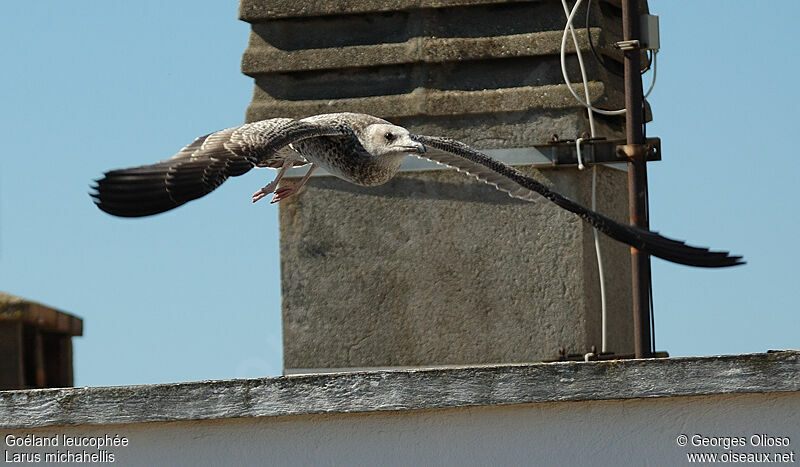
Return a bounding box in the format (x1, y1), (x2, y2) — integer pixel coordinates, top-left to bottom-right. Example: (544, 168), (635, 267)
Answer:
(91, 112), (743, 268)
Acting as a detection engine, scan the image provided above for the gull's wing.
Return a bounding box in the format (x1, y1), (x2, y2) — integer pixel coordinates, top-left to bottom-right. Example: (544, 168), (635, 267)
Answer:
(91, 118), (351, 217)
(412, 135), (744, 268)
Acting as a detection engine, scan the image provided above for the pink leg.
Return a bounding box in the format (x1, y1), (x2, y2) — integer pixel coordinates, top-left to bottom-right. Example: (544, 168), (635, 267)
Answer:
(252, 157), (296, 203)
(271, 165), (317, 203)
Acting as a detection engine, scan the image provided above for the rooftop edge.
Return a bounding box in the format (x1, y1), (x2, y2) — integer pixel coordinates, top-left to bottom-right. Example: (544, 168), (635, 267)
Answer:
(1, 351), (797, 429)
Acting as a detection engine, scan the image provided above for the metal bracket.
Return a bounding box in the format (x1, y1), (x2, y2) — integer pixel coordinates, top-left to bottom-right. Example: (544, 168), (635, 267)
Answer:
(616, 143), (656, 160)
(615, 39), (641, 51)
(285, 137), (662, 178)
(545, 345), (669, 362)
(546, 137), (660, 166)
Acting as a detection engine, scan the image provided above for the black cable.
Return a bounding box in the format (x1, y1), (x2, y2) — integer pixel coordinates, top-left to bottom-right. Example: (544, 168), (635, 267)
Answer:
(646, 184), (656, 355)
(650, 275), (655, 354)
(642, 99), (655, 355)
(586, 0), (651, 76)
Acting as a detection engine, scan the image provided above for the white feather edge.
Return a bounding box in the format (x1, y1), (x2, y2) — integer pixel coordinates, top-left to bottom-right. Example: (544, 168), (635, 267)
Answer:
(414, 152), (541, 202)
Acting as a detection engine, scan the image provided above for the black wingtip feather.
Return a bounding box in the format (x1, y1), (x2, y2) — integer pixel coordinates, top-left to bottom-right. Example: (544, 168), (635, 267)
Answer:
(91, 164), (204, 218)
(414, 134), (745, 269)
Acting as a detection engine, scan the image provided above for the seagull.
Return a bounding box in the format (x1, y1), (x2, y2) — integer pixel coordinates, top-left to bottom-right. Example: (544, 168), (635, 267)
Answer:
(91, 112), (743, 268)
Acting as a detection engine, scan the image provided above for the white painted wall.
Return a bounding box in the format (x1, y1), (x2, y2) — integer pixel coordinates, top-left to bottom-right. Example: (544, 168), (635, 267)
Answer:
(3, 392), (798, 466)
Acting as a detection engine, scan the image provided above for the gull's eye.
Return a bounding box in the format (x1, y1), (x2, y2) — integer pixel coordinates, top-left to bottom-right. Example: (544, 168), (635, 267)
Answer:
(384, 132), (395, 142)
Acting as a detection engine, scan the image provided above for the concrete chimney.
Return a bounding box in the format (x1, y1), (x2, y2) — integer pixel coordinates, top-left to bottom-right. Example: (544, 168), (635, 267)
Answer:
(239, 0), (645, 372)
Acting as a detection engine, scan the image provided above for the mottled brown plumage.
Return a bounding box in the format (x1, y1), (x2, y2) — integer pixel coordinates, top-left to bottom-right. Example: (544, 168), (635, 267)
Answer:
(90, 112), (743, 267)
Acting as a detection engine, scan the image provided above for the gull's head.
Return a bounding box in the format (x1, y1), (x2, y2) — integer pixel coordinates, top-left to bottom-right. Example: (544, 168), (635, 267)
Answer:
(361, 123), (426, 158)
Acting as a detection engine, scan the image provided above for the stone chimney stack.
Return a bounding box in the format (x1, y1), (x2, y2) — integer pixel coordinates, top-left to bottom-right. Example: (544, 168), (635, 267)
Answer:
(239, 0), (643, 372)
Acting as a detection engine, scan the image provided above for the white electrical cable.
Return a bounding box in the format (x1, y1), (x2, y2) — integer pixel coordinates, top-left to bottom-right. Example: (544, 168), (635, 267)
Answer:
(561, 0), (609, 353)
(561, 0), (659, 355)
(561, 0), (625, 116)
(560, 0), (658, 115)
(575, 137), (586, 170)
(560, 0), (600, 132)
(591, 165), (608, 353)
(576, 137), (608, 351)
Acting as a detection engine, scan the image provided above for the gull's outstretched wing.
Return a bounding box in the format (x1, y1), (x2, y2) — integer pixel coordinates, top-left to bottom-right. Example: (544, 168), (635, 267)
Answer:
(91, 118), (351, 217)
(412, 135), (743, 268)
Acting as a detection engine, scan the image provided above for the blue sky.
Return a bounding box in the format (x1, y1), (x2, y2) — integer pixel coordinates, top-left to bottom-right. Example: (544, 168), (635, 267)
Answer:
(0, 1), (796, 387)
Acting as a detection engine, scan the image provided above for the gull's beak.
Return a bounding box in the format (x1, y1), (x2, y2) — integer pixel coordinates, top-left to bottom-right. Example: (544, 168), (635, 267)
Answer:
(406, 136), (426, 154)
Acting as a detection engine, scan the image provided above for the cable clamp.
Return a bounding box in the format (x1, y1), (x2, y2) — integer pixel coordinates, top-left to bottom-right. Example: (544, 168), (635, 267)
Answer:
(616, 143), (651, 160)
(614, 39), (640, 51)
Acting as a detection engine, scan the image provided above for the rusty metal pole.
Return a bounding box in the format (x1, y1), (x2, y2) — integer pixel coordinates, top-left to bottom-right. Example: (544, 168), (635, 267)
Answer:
(622, 0), (652, 358)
